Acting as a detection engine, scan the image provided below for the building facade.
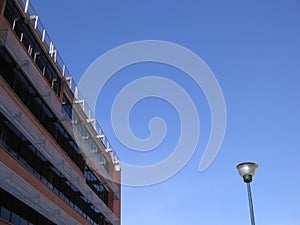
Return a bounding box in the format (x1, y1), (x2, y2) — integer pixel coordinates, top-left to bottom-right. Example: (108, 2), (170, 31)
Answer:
(0, 0), (121, 224)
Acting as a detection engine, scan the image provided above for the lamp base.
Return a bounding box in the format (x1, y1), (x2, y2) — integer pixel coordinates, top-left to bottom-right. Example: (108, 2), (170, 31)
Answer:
(243, 174), (252, 183)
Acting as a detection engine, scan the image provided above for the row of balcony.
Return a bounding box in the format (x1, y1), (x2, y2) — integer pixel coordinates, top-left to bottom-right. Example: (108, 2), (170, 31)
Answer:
(13, 0), (120, 171)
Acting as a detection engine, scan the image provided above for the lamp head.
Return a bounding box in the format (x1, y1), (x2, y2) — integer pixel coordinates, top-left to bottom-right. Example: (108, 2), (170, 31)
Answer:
(236, 162), (258, 183)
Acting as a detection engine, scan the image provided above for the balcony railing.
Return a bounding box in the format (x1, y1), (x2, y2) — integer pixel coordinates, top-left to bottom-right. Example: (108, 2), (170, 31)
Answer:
(13, 0), (120, 171)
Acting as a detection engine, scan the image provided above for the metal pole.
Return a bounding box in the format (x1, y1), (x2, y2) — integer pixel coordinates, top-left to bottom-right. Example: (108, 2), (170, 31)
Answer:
(247, 182), (256, 225)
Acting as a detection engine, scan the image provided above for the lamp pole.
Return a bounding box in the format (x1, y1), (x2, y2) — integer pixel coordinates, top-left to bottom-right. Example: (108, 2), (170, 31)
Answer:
(236, 162), (258, 225)
(247, 182), (255, 225)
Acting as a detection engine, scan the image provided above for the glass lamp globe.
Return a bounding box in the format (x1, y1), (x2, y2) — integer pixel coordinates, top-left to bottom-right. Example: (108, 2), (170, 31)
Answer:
(236, 162), (258, 183)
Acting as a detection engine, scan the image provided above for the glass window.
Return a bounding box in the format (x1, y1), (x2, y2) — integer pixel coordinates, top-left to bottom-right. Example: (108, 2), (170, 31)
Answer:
(0, 113), (105, 224)
(11, 212), (20, 224)
(62, 95), (72, 119)
(0, 207), (11, 221)
(19, 138), (35, 172)
(0, 187), (56, 225)
(0, 123), (9, 150)
(4, 0), (20, 25)
(20, 217), (29, 225)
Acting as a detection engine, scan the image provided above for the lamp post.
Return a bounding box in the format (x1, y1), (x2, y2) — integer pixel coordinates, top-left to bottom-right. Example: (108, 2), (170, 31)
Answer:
(236, 162), (258, 225)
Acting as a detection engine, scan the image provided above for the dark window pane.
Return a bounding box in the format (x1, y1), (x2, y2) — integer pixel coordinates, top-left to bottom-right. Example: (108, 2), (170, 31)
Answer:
(11, 212), (20, 224)
(0, 207), (11, 221)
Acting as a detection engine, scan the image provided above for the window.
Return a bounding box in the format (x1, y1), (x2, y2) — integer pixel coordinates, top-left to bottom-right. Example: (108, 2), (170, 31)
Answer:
(86, 166), (109, 204)
(0, 207), (11, 221)
(0, 113), (106, 224)
(0, 48), (86, 172)
(62, 95), (72, 120)
(0, 187), (56, 225)
(4, 0), (62, 97)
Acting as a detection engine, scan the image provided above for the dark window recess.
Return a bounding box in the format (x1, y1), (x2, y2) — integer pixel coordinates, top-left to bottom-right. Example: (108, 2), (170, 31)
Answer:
(86, 166), (109, 205)
(62, 95), (73, 120)
(0, 112), (106, 225)
(4, 0), (61, 96)
(0, 48), (111, 206)
(3, 0), (19, 26)
(0, 187), (56, 225)
(0, 47), (85, 173)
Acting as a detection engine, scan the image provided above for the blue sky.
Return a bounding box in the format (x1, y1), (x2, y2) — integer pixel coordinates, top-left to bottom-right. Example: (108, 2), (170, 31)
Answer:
(29, 0), (300, 224)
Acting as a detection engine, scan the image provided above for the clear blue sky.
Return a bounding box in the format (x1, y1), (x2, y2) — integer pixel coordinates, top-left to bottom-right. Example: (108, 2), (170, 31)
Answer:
(30, 0), (300, 224)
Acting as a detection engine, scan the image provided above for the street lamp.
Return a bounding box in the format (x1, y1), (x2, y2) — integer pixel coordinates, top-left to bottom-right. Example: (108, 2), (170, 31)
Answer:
(236, 162), (258, 225)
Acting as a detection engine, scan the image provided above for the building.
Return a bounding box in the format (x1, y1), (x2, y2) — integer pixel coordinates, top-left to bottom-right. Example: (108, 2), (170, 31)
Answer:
(0, 0), (121, 224)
